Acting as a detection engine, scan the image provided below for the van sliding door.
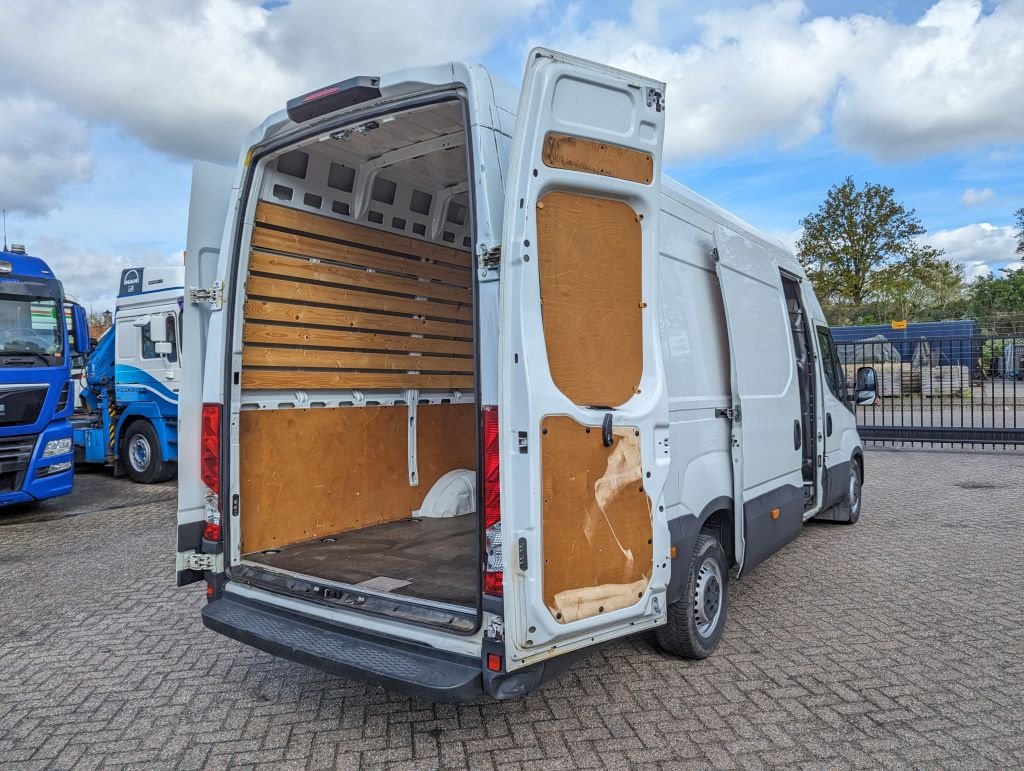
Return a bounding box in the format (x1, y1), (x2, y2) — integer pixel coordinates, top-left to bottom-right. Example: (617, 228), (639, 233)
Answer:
(499, 48), (669, 669)
(713, 229), (806, 575)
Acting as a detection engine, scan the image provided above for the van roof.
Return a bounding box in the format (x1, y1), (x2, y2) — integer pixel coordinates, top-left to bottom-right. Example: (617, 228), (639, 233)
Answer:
(661, 176), (798, 264)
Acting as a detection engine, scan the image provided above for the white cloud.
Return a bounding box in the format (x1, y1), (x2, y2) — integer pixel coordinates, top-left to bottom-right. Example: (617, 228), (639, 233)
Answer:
(537, 0), (1024, 162)
(0, 96), (93, 216)
(0, 0), (541, 168)
(926, 222), (1019, 278)
(960, 187), (995, 206)
(26, 236), (182, 313)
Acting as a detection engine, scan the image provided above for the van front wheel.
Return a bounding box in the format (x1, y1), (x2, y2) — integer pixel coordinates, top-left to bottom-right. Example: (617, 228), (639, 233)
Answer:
(656, 533), (729, 660)
(122, 422), (170, 484)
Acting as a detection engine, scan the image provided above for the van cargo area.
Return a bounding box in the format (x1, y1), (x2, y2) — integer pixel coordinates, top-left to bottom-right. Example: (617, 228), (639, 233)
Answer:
(234, 98), (479, 620)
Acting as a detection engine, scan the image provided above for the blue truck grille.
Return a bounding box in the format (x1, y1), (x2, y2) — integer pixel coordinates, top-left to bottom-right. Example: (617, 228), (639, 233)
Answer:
(0, 434), (37, 492)
(0, 386), (48, 427)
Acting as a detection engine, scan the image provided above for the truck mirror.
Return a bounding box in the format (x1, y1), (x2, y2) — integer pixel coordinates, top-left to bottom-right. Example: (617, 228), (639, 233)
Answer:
(71, 303), (91, 355)
(154, 341), (173, 356)
(855, 366), (877, 406)
(149, 314), (169, 343)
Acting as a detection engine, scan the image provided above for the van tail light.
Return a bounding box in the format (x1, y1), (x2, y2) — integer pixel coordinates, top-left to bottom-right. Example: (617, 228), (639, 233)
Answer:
(201, 404), (222, 541)
(481, 406), (503, 597)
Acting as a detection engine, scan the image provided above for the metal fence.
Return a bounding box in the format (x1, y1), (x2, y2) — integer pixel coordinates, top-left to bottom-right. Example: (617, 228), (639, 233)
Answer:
(837, 333), (1024, 448)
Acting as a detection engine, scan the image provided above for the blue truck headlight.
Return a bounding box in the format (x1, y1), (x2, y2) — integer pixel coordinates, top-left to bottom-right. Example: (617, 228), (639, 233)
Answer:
(42, 438), (73, 458)
(43, 461), (72, 475)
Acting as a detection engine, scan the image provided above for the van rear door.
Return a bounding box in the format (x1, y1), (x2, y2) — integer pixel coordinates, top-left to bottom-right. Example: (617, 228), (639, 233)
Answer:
(176, 161), (236, 587)
(712, 228), (806, 575)
(499, 48), (669, 668)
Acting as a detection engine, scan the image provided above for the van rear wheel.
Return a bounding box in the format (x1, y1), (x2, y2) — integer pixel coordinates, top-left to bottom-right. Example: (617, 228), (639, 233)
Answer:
(656, 533), (729, 660)
(122, 421), (171, 484)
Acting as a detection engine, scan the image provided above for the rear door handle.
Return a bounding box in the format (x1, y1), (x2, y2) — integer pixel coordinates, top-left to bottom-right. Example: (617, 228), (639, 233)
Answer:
(826, 413), (833, 437)
(602, 412), (613, 447)
(793, 419), (801, 450)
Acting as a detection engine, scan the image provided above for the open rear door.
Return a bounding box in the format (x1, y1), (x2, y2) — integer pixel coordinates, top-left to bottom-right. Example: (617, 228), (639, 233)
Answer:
(176, 161), (236, 586)
(712, 226), (805, 576)
(499, 49), (669, 668)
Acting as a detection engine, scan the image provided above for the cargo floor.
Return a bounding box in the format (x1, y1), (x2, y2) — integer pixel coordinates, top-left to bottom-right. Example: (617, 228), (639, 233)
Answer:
(244, 515), (477, 607)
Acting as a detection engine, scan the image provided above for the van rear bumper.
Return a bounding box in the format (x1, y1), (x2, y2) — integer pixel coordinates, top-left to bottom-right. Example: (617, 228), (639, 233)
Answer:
(202, 594), (483, 702)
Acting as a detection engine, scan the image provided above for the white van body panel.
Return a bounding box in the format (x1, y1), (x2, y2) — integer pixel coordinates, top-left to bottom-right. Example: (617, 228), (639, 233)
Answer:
(176, 161), (236, 574)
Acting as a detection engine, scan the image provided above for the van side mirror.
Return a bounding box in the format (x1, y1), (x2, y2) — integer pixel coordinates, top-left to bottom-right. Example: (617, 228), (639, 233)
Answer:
(855, 366), (877, 406)
(149, 314), (169, 343)
(154, 341), (173, 356)
(71, 303), (91, 355)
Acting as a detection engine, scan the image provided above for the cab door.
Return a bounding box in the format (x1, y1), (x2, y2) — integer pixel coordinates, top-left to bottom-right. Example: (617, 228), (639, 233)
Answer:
(176, 161), (236, 586)
(499, 48), (669, 668)
(713, 228), (807, 575)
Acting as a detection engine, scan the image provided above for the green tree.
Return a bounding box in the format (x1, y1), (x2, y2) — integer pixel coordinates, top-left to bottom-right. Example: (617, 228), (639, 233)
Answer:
(1015, 207), (1024, 258)
(965, 267), (1024, 335)
(797, 177), (960, 324)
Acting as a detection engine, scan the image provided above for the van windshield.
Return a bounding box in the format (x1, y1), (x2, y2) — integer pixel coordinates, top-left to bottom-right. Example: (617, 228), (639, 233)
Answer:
(0, 280), (65, 364)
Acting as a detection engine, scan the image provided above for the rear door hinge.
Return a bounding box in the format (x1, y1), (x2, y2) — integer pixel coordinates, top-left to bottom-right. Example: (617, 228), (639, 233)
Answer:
(646, 87), (665, 113)
(716, 406), (741, 422)
(181, 551), (217, 572)
(478, 245), (501, 280)
(188, 279), (224, 309)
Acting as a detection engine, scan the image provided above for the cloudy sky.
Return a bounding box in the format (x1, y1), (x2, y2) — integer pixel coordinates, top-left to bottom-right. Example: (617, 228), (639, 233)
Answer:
(1, 0), (1022, 311)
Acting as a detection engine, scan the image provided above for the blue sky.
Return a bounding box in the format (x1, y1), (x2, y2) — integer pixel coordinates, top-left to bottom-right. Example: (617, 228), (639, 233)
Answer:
(1, 0), (1022, 310)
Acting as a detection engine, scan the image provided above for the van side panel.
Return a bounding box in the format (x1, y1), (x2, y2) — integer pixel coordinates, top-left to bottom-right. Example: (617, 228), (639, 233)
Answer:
(657, 201), (733, 543)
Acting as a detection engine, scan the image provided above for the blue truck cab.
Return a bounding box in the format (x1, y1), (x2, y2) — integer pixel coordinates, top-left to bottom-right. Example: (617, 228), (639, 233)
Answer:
(0, 245), (89, 506)
(74, 266), (183, 484)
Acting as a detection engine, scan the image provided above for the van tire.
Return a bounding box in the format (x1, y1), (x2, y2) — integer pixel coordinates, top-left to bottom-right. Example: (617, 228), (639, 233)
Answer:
(656, 533), (729, 660)
(121, 421), (170, 484)
(837, 462), (862, 525)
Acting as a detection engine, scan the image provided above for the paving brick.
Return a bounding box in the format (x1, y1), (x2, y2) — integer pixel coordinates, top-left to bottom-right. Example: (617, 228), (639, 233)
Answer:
(1, 451), (1023, 768)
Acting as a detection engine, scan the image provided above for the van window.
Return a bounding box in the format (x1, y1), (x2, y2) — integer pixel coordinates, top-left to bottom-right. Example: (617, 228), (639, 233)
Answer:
(142, 314), (178, 362)
(816, 326), (846, 403)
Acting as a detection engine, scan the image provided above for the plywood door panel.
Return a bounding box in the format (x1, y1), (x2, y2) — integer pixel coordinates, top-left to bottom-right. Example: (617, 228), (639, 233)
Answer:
(256, 201), (472, 269)
(542, 132), (653, 184)
(242, 323), (473, 356)
(252, 227), (471, 287)
(243, 300), (472, 339)
(541, 415), (652, 624)
(240, 403), (477, 553)
(249, 249), (471, 304)
(240, 370), (475, 391)
(537, 191), (643, 407)
(242, 345), (474, 373)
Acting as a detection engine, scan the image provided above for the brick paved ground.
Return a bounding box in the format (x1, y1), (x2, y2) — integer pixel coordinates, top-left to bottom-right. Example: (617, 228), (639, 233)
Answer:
(1, 452), (1022, 769)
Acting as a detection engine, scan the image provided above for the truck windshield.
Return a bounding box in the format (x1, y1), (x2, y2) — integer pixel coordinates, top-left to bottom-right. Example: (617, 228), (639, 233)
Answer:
(0, 283), (65, 362)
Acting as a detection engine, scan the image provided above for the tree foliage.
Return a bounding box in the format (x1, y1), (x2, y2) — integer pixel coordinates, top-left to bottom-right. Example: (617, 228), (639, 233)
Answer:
(797, 177), (962, 325)
(1015, 206), (1024, 258)
(964, 267), (1024, 334)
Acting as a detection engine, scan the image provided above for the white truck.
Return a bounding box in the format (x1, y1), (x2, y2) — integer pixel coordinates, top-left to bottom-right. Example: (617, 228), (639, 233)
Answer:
(178, 49), (876, 701)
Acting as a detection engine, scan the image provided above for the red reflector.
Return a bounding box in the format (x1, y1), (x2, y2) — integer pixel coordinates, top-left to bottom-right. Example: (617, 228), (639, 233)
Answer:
(201, 404), (221, 492)
(204, 522), (222, 542)
(486, 653), (502, 672)
(206, 583), (215, 598)
(482, 406), (500, 529)
(484, 570), (503, 596)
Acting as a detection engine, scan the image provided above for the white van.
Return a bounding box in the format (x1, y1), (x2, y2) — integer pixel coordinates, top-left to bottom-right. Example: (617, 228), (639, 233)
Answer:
(178, 49), (875, 701)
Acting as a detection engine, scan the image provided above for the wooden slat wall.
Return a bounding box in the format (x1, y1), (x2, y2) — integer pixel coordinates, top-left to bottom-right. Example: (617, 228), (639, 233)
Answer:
(242, 202), (475, 391)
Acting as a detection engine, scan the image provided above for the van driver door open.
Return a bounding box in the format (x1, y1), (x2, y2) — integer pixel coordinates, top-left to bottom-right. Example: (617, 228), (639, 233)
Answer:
(498, 48), (670, 668)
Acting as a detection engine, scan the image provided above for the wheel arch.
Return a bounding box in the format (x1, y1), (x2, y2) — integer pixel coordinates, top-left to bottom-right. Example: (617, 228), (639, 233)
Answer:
(666, 496), (733, 605)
